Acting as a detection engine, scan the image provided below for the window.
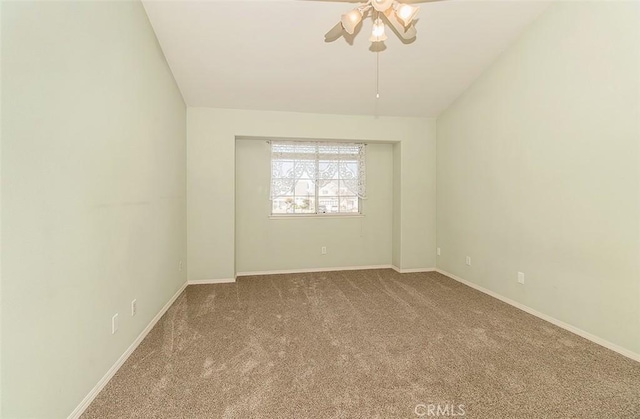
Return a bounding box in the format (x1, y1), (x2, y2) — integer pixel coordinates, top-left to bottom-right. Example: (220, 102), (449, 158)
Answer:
(270, 140), (366, 216)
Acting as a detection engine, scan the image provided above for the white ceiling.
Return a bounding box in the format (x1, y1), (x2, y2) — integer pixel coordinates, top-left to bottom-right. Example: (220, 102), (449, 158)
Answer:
(142, 0), (550, 117)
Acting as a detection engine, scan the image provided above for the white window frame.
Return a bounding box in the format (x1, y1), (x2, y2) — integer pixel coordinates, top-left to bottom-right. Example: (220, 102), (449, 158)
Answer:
(269, 140), (366, 217)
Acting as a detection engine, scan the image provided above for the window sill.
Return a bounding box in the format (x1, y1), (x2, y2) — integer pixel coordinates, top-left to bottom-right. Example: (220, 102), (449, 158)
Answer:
(269, 214), (364, 220)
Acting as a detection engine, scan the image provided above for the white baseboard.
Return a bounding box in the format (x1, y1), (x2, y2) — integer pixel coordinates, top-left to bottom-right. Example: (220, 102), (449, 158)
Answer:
(236, 265), (393, 277)
(391, 266), (437, 274)
(435, 268), (640, 363)
(67, 281), (188, 419)
(188, 278), (236, 285)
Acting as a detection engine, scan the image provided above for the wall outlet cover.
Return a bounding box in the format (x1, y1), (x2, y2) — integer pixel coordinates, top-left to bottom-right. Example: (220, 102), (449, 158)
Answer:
(112, 313), (119, 334)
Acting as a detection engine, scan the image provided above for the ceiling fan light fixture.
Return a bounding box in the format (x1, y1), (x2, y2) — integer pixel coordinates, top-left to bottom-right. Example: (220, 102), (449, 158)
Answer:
(396, 3), (419, 27)
(369, 18), (387, 42)
(328, 0), (419, 44)
(341, 8), (363, 35)
(371, 0), (394, 12)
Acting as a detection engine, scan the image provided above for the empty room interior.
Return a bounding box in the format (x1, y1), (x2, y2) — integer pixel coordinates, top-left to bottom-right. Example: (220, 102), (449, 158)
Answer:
(1, 0), (639, 417)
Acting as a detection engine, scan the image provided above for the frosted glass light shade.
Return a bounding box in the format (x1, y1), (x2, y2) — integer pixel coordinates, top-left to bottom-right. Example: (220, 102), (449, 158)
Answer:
(371, 0), (394, 12)
(369, 18), (387, 42)
(396, 3), (419, 26)
(341, 9), (363, 35)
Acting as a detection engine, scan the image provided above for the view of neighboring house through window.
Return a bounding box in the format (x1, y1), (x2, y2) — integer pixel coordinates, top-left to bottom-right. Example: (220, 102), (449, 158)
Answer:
(270, 140), (367, 215)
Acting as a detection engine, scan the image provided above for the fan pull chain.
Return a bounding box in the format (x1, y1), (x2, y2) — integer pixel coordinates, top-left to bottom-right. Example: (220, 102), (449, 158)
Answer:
(376, 50), (380, 99)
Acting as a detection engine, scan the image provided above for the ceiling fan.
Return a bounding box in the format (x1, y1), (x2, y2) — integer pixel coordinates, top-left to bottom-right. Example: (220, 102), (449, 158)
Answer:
(321, 0), (436, 103)
(324, 0), (432, 45)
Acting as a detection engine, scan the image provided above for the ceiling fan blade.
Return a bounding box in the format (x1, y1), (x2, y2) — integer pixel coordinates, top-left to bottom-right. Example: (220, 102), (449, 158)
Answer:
(304, 0), (363, 3)
(324, 22), (344, 42)
(382, 8), (417, 41)
(302, 0), (441, 3)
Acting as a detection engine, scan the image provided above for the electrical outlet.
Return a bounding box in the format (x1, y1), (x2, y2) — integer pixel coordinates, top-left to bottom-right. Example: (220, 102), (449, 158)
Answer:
(179, 260), (183, 272)
(131, 299), (137, 316)
(437, 247), (441, 256)
(518, 272), (525, 285)
(321, 246), (327, 255)
(112, 313), (119, 334)
(465, 256), (471, 266)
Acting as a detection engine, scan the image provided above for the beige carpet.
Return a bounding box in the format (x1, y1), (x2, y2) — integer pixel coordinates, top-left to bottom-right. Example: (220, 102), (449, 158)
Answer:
(82, 269), (640, 418)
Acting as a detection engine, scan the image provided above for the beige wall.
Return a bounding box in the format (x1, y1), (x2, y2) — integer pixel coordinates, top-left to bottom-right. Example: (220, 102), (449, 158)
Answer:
(188, 108), (437, 281)
(1, 1), (187, 417)
(0, 1), (3, 413)
(437, 2), (640, 355)
(235, 139), (393, 273)
(392, 143), (402, 268)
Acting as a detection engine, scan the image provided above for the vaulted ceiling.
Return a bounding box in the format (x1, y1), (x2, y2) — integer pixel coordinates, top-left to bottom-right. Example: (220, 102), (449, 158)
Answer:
(142, 0), (550, 117)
